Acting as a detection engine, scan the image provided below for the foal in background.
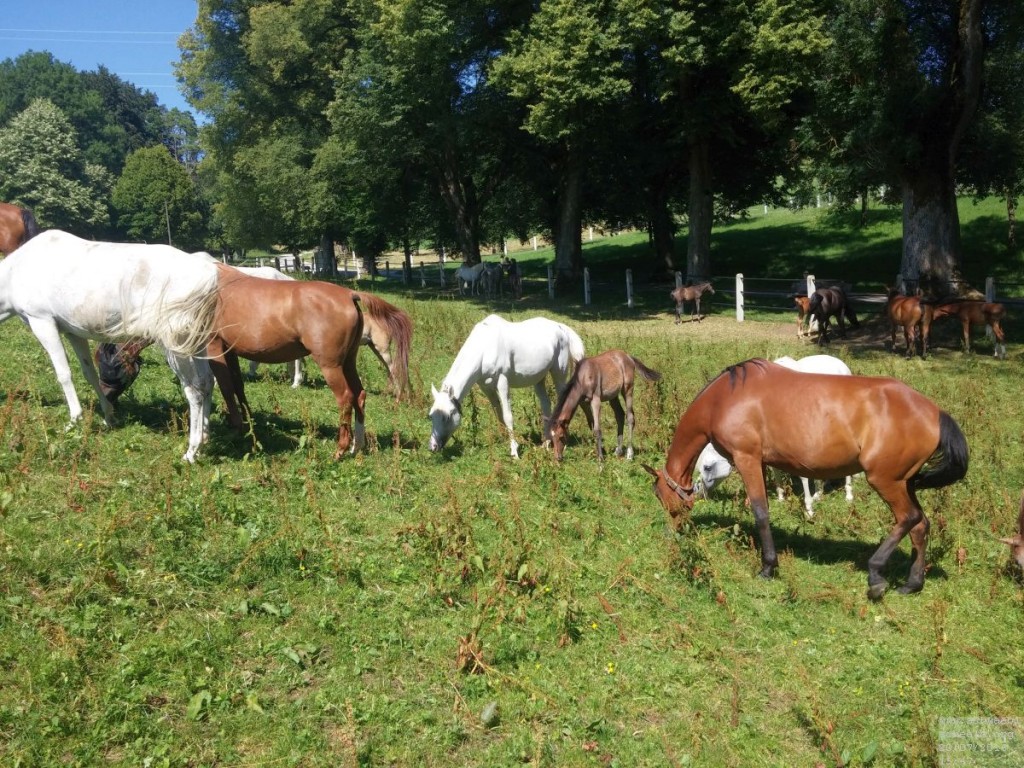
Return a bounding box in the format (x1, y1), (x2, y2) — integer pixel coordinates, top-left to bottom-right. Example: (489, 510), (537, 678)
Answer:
(926, 299), (1007, 359)
(550, 350), (661, 461)
(671, 282), (715, 324)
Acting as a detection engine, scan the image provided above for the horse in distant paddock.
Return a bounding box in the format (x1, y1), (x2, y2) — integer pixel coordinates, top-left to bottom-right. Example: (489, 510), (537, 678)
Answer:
(0, 230), (219, 462)
(794, 296), (818, 338)
(644, 358), (968, 600)
(550, 350), (661, 462)
(429, 315), (585, 458)
(808, 286), (859, 345)
(671, 282), (715, 323)
(886, 289), (930, 358)
(455, 263), (485, 296)
(925, 299), (1007, 359)
(0, 202), (40, 255)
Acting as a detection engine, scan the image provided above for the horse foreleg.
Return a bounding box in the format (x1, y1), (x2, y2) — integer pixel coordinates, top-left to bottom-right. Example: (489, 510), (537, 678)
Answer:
(25, 318), (87, 426)
(800, 476), (816, 519)
(66, 334), (116, 426)
(674, 302), (683, 325)
(533, 378), (554, 449)
(290, 358), (305, 388)
(991, 319), (1007, 359)
(488, 379), (519, 458)
(863, 477), (925, 599)
(734, 456), (778, 578)
(589, 395), (606, 461)
(608, 396), (626, 460)
(207, 340), (247, 430)
(694, 297), (701, 322)
(165, 352), (214, 463)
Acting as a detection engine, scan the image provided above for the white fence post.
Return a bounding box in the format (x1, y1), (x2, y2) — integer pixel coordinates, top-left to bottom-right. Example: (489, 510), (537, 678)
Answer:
(420, 262), (426, 288)
(806, 274), (816, 297)
(584, 268), (591, 305)
(736, 273), (744, 322)
(626, 269), (634, 308)
(547, 265), (554, 299)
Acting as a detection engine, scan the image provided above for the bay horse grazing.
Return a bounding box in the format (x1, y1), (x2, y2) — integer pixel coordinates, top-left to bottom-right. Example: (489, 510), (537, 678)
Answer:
(925, 299), (1007, 359)
(807, 286), (859, 345)
(886, 288), (930, 358)
(0, 202), (40, 255)
(429, 315), (585, 458)
(695, 354), (854, 518)
(237, 264), (412, 398)
(550, 350), (661, 462)
(671, 282), (714, 324)
(1000, 491), (1024, 571)
(0, 230), (219, 462)
(643, 359), (968, 599)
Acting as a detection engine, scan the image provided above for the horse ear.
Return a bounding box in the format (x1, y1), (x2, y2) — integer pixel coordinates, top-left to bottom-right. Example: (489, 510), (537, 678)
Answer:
(431, 384), (440, 399)
(641, 463), (659, 479)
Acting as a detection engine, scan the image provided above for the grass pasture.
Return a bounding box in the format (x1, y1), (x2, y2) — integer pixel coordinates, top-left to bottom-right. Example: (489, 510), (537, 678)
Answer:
(3, 212), (1024, 766)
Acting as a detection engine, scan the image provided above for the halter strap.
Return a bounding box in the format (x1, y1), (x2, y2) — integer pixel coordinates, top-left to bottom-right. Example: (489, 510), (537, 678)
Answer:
(662, 468), (693, 500)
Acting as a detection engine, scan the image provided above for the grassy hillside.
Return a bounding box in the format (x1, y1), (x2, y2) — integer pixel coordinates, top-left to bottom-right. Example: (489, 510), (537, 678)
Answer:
(1, 213), (1023, 766)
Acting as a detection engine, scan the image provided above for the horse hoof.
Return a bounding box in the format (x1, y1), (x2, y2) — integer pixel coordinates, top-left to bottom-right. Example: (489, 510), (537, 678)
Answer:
(867, 581), (888, 601)
(896, 583), (923, 595)
(757, 567), (776, 579)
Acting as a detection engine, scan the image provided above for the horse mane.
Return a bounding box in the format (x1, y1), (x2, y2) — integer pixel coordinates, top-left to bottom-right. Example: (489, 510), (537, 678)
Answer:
(19, 209), (39, 243)
(357, 292), (413, 392)
(724, 358), (770, 389)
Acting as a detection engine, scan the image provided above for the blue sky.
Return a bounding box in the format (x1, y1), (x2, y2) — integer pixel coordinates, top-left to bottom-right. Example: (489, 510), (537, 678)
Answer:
(0, 1), (199, 117)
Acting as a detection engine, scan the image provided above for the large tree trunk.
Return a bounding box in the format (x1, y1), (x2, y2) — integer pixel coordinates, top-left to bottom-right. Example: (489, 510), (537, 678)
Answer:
(648, 175), (676, 276)
(900, 169), (963, 298)
(685, 137), (712, 281)
(553, 152), (584, 291)
(438, 145), (482, 264)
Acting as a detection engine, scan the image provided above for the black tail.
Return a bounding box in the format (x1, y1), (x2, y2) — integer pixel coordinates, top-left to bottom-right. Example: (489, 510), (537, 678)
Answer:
(20, 208), (40, 243)
(913, 411), (969, 490)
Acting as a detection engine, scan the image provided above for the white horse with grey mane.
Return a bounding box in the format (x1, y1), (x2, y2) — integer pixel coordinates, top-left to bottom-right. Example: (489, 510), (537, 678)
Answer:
(429, 315), (585, 458)
(695, 354), (855, 517)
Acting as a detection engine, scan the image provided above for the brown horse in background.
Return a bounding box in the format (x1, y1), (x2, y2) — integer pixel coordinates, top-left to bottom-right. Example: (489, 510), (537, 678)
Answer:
(886, 289), (930, 358)
(0, 202), (40, 255)
(925, 299), (1007, 359)
(550, 350), (661, 462)
(671, 282), (714, 323)
(643, 359), (968, 600)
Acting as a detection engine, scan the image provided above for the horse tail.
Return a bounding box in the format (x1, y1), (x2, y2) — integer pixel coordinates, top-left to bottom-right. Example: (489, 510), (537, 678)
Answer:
(913, 411), (969, 491)
(630, 356), (662, 382)
(20, 208), (40, 243)
(110, 265), (221, 357)
(357, 292), (413, 395)
(561, 324), (586, 364)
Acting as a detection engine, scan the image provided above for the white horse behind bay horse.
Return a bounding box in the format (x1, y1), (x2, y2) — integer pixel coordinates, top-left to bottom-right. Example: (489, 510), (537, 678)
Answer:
(1, 230), (220, 462)
(429, 315), (585, 458)
(695, 354), (854, 517)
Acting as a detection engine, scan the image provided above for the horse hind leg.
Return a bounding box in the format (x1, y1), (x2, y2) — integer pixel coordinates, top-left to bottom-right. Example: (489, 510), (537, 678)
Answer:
(864, 478), (926, 599)
(320, 362), (363, 459)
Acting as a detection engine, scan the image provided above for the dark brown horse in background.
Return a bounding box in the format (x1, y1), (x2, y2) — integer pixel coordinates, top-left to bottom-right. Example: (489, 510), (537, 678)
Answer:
(671, 282), (714, 323)
(643, 359), (968, 600)
(0, 202), (40, 255)
(807, 286), (859, 345)
(550, 350), (661, 461)
(886, 289), (930, 358)
(925, 299), (1007, 359)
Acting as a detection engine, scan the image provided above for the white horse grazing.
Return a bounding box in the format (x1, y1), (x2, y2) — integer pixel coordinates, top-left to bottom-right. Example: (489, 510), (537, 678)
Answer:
(1, 230), (220, 462)
(695, 354), (855, 518)
(429, 315), (585, 458)
(455, 263), (485, 296)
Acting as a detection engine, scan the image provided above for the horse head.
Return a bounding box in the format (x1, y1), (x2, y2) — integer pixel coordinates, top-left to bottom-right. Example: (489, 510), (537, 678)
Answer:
(428, 384), (462, 452)
(550, 418), (571, 461)
(642, 464), (695, 528)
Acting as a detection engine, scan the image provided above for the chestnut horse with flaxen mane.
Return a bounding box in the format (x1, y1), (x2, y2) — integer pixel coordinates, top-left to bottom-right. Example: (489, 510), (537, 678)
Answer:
(644, 359), (968, 600)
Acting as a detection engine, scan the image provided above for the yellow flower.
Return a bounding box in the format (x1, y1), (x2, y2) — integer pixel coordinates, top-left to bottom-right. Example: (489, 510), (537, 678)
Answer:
(606, 662), (615, 674)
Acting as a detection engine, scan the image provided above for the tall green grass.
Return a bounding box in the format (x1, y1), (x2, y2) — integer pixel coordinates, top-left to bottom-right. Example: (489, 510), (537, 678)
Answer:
(1, 226), (1023, 766)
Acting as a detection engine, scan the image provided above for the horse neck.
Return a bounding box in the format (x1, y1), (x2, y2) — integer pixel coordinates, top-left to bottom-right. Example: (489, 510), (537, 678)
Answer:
(552, 375), (585, 423)
(441, 340), (483, 401)
(665, 397), (714, 487)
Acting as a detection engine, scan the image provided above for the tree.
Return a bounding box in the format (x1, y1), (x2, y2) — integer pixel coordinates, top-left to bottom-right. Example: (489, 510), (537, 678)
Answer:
(112, 145), (206, 249)
(0, 98), (111, 233)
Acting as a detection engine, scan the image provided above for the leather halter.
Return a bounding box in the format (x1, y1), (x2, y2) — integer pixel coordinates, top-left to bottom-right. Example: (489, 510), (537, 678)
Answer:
(661, 468), (693, 500)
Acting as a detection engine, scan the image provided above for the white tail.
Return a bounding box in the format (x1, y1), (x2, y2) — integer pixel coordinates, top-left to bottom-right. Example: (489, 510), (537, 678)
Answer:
(561, 323), (586, 363)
